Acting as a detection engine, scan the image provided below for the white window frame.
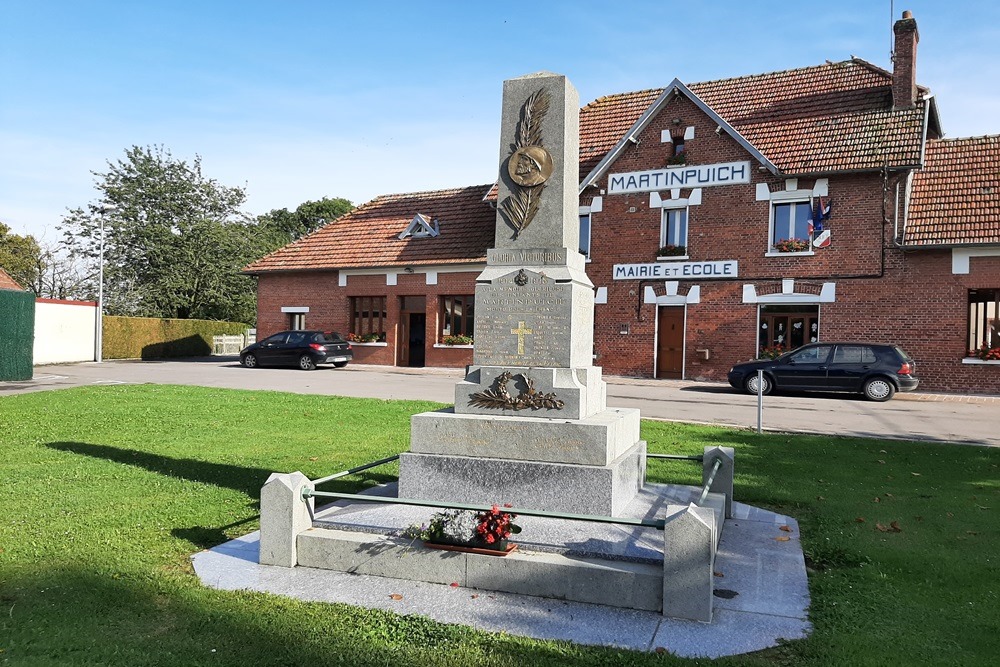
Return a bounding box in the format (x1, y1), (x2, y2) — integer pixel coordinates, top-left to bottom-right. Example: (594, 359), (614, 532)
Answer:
(579, 212), (592, 260)
(659, 202), (689, 257)
(766, 190), (814, 256)
(579, 198), (601, 261)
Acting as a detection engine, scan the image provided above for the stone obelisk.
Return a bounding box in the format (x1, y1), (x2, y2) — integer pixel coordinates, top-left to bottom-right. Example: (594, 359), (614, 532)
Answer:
(398, 72), (646, 515)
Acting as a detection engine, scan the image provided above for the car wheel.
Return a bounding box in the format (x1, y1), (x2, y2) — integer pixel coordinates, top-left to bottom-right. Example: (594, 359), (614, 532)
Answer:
(333, 361), (348, 368)
(242, 353), (257, 368)
(744, 373), (772, 395)
(299, 354), (317, 371)
(863, 377), (896, 401)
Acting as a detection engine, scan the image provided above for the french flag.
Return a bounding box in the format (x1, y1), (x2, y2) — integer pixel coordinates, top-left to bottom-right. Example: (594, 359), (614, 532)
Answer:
(809, 196), (831, 234)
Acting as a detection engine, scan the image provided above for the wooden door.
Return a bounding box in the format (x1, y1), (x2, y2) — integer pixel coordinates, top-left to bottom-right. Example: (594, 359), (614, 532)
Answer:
(656, 307), (684, 379)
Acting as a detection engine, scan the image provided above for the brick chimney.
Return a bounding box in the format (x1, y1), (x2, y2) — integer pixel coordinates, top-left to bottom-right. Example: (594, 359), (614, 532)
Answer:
(892, 10), (919, 109)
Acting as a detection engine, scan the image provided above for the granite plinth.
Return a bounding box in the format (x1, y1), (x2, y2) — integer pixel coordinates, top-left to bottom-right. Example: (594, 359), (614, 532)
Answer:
(454, 365), (606, 420)
(397, 441), (646, 516)
(297, 527), (662, 612)
(409, 407), (639, 466)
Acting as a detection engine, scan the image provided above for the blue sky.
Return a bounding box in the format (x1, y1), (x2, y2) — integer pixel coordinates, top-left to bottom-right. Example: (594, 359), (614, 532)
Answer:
(4, 1), (1000, 242)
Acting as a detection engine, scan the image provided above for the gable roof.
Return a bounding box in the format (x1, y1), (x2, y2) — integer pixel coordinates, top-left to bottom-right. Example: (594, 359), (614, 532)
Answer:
(579, 79), (777, 192)
(578, 59), (932, 187)
(0, 266), (25, 291)
(904, 135), (1000, 246)
(244, 185), (495, 273)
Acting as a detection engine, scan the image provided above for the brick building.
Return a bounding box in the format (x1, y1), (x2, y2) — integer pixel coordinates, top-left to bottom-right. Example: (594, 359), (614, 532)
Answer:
(245, 12), (1000, 394)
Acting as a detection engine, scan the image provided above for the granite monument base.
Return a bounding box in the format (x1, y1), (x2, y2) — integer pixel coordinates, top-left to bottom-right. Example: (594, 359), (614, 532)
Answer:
(398, 440), (647, 516)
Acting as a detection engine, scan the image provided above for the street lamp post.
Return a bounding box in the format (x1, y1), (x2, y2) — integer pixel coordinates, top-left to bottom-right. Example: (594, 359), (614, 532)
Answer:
(94, 204), (115, 363)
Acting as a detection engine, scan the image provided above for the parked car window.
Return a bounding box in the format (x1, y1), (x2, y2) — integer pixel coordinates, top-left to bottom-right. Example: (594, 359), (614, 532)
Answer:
(832, 345), (877, 364)
(262, 334), (287, 345)
(286, 332), (307, 346)
(789, 345), (832, 364)
(316, 332), (345, 343)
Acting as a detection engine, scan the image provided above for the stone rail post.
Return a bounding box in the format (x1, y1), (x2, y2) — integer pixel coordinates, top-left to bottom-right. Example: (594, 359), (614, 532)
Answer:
(662, 503), (717, 622)
(703, 446), (735, 519)
(259, 471), (314, 567)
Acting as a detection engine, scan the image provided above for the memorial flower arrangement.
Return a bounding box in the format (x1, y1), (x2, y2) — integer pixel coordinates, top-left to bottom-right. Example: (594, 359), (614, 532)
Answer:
(656, 244), (687, 257)
(970, 342), (1000, 361)
(404, 504), (521, 549)
(442, 334), (474, 345)
(773, 238), (810, 253)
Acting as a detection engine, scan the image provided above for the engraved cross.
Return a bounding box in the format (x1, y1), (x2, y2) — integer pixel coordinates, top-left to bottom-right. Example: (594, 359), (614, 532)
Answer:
(510, 320), (533, 355)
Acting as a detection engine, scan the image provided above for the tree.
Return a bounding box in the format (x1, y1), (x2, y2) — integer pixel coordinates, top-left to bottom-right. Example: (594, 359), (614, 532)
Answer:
(257, 197), (353, 247)
(0, 222), (42, 292)
(60, 145), (260, 323)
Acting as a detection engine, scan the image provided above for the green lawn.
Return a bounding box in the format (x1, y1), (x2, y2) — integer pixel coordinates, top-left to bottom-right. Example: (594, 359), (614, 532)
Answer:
(0, 384), (997, 666)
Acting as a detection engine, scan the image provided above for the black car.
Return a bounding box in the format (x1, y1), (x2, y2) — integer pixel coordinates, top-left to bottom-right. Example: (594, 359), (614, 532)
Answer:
(728, 342), (919, 401)
(240, 330), (353, 370)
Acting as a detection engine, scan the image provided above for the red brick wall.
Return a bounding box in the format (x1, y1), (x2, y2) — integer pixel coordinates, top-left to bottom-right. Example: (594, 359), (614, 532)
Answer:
(255, 269), (477, 369)
(252, 94), (1000, 394)
(582, 93), (999, 394)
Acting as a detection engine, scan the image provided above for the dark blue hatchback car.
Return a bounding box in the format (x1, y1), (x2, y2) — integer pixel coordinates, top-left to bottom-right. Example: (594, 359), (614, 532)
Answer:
(240, 330), (353, 371)
(728, 342), (919, 401)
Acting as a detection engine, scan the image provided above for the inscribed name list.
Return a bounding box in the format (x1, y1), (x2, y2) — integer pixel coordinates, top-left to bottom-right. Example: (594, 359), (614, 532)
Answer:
(474, 271), (572, 368)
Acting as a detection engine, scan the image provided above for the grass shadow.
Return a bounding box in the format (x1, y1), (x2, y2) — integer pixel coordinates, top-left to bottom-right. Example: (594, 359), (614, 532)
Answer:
(47, 441), (276, 499)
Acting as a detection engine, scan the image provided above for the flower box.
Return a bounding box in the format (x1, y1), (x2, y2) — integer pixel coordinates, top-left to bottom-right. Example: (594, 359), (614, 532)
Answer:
(423, 540), (516, 557)
(656, 244), (687, 258)
(405, 505), (521, 553)
(773, 238), (811, 253)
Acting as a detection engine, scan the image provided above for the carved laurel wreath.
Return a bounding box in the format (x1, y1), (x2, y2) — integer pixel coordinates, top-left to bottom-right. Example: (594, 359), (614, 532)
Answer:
(469, 371), (565, 411)
(499, 89), (551, 238)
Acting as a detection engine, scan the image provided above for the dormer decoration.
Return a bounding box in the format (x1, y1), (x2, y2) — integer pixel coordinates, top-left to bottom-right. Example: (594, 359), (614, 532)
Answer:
(399, 213), (440, 239)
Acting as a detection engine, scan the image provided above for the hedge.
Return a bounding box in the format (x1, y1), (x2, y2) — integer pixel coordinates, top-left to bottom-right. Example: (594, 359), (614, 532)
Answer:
(103, 316), (249, 360)
(0, 289), (35, 380)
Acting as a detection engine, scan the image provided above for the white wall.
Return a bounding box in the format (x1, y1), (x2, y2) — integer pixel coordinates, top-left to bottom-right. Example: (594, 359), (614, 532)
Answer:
(33, 299), (97, 364)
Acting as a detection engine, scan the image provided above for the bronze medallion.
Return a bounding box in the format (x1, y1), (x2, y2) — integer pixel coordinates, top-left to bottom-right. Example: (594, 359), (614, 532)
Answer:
(508, 145), (553, 187)
(514, 269), (528, 286)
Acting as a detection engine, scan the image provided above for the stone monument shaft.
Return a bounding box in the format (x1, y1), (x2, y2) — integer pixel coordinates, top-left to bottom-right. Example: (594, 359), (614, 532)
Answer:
(398, 72), (646, 515)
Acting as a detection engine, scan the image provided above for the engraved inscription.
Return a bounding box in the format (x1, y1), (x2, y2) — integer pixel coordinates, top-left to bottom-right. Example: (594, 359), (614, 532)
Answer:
(489, 249), (567, 265)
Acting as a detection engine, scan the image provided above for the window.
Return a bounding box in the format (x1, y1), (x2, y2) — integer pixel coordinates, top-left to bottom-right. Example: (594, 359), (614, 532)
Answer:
(771, 201), (812, 252)
(759, 305), (819, 354)
(968, 289), (1000, 352)
(350, 296), (386, 340)
(831, 345), (877, 364)
(660, 207), (688, 255)
(288, 313), (305, 330)
(788, 344), (833, 364)
(579, 213), (591, 260)
(441, 295), (475, 338)
(672, 136), (685, 157)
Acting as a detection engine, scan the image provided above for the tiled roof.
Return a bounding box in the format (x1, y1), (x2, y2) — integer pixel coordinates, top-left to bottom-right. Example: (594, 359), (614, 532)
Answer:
(244, 185), (495, 273)
(0, 266), (25, 291)
(579, 88), (661, 180)
(906, 136), (1000, 246)
(580, 59), (927, 177)
(254, 59), (949, 272)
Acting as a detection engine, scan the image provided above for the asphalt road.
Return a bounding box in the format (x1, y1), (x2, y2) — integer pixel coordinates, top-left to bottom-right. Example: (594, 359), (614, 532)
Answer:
(4, 358), (998, 447)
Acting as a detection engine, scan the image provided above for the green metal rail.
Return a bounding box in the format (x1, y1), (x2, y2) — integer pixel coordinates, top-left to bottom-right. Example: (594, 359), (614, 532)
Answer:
(696, 457), (723, 505)
(304, 449), (724, 530)
(311, 454), (400, 486)
(646, 453), (704, 462)
(302, 489), (666, 530)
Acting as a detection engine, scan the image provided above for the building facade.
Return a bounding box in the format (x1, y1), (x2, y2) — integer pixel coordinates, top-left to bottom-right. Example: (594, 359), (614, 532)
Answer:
(246, 13), (1000, 394)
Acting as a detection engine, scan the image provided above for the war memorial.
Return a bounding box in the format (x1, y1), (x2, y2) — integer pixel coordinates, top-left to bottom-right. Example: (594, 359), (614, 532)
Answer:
(201, 72), (811, 657)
